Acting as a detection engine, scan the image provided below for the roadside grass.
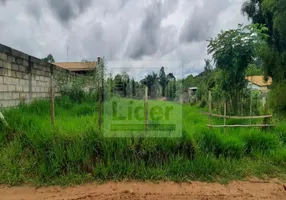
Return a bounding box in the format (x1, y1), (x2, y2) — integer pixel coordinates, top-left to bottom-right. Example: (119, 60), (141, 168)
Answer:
(0, 97), (286, 185)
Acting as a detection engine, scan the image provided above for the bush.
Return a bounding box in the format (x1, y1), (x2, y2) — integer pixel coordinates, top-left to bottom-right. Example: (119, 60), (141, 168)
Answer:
(269, 81), (286, 114)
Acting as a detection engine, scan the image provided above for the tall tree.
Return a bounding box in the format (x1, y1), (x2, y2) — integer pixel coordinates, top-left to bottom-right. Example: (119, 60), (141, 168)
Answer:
(121, 72), (130, 97)
(141, 72), (159, 97)
(131, 78), (136, 97)
(42, 54), (55, 63)
(167, 73), (176, 81)
(159, 67), (167, 97)
(207, 24), (268, 112)
(242, 0), (286, 81)
(204, 59), (212, 73)
(114, 74), (124, 96)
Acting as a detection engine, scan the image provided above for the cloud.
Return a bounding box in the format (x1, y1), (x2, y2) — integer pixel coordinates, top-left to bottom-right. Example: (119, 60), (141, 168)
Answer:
(0, 0), (8, 6)
(47, 0), (92, 24)
(125, 0), (179, 59)
(179, 0), (231, 43)
(0, 0), (249, 76)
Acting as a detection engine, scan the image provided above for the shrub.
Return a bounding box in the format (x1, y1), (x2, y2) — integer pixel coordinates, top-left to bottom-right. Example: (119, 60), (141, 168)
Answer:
(269, 81), (286, 114)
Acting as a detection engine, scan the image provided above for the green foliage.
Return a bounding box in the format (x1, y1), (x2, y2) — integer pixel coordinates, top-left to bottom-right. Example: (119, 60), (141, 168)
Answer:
(42, 54), (55, 63)
(113, 72), (132, 97)
(166, 80), (177, 100)
(242, 131), (279, 154)
(159, 67), (167, 97)
(242, 0), (286, 81)
(245, 64), (264, 76)
(269, 81), (286, 114)
(141, 72), (160, 98)
(196, 131), (246, 159)
(0, 99), (286, 185)
(207, 23), (269, 113)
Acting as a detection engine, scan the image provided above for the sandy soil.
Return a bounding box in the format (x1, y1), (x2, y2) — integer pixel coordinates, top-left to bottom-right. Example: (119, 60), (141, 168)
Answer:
(1, 179), (285, 200)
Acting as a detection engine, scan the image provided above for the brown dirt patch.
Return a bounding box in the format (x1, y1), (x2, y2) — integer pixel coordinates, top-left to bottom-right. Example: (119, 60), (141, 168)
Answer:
(0, 179), (285, 200)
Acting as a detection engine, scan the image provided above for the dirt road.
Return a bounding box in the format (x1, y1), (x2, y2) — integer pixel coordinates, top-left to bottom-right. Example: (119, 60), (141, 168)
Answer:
(1, 179), (285, 200)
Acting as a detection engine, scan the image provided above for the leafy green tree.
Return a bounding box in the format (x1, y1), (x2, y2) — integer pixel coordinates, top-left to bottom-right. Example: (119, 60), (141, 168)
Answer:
(131, 78), (136, 97)
(42, 54), (55, 63)
(207, 24), (268, 112)
(159, 67), (168, 96)
(204, 59), (212, 73)
(141, 72), (159, 97)
(113, 72), (130, 97)
(245, 64), (264, 76)
(167, 73), (176, 81)
(114, 74), (124, 96)
(197, 60), (216, 106)
(166, 80), (177, 100)
(269, 81), (286, 114)
(242, 0), (286, 81)
(122, 72), (130, 97)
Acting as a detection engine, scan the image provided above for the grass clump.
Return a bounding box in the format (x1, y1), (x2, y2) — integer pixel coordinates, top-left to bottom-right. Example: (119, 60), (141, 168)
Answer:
(195, 130), (246, 158)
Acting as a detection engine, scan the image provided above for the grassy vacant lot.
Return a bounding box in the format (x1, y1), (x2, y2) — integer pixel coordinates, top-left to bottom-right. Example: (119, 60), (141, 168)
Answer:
(0, 97), (286, 186)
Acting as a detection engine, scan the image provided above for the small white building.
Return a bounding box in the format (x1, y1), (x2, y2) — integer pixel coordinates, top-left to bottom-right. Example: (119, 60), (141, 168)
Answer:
(181, 87), (198, 103)
(246, 76), (272, 106)
(188, 87), (198, 96)
(246, 76), (272, 92)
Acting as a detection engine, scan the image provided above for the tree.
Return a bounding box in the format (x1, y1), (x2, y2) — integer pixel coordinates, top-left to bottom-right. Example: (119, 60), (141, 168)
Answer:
(113, 72), (130, 97)
(42, 54), (55, 63)
(242, 0), (286, 81)
(114, 74), (124, 96)
(204, 59), (212, 73)
(207, 24), (269, 112)
(141, 72), (160, 97)
(121, 72), (130, 97)
(167, 73), (176, 82)
(131, 78), (136, 97)
(245, 64), (264, 76)
(166, 80), (177, 100)
(159, 67), (167, 97)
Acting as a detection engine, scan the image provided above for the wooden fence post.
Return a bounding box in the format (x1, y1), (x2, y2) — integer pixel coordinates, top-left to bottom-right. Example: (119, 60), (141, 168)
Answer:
(145, 86), (148, 130)
(263, 95), (269, 128)
(50, 66), (55, 126)
(208, 91), (212, 127)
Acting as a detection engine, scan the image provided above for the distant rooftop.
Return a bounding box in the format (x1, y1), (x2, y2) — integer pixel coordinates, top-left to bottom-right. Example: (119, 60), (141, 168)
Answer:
(189, 87), (198, 90)
(246, 76), (272, 87)
(55, 62), (96, 72)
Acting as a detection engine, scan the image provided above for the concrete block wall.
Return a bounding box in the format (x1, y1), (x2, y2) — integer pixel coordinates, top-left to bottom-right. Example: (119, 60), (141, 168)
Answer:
(0, 43), (71, 108)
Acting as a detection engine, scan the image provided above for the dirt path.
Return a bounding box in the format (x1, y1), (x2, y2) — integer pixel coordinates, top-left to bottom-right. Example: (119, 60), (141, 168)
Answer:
(1, 179), (285, 200)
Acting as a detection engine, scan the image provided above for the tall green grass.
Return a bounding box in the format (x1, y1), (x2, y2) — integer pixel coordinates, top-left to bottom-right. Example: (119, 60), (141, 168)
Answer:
(0, 97), (286, 185)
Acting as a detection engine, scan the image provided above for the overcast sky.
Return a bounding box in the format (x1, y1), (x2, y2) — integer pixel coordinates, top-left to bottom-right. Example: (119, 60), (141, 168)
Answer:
(0, 0), (248, 76)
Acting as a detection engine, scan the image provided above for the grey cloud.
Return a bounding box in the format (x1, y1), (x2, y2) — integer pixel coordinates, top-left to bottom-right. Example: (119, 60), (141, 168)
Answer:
(126, 0), (178, 59)
(0, 0), (248, 77)
(179, 0), (231, 43)
(26, 1), (42, 21)
(119, 0), (131, 8)
(127, 2), (162, 59)
(47, 0), (92, 24)
(0, 0), (8, 6)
